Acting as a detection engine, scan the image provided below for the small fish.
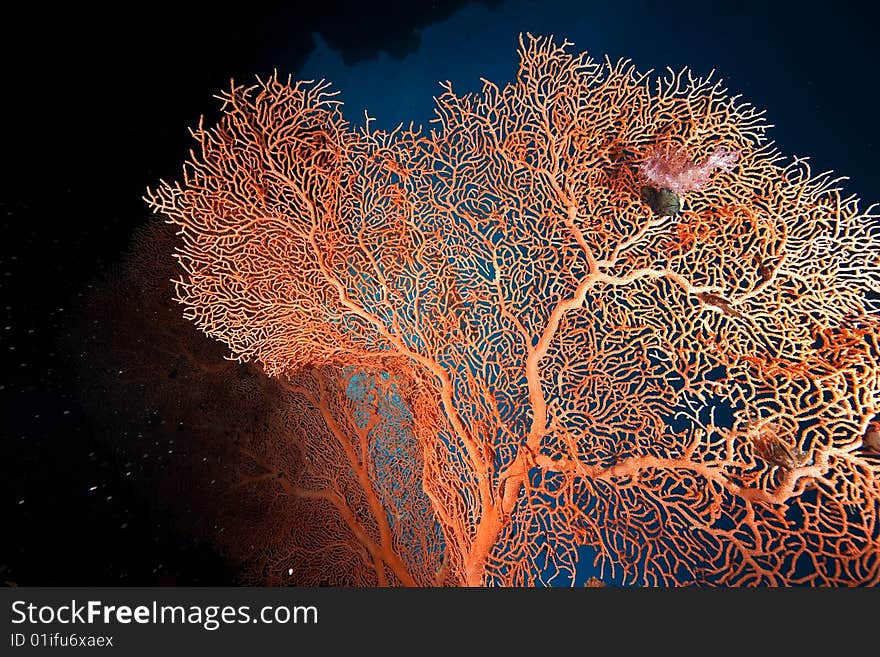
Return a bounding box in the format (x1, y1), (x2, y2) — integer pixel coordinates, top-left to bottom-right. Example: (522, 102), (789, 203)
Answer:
(752, 428), (808, 470)
(695, 291), (743, 319)
(640, 186), (680, 217)
(756, 256), (772, 282)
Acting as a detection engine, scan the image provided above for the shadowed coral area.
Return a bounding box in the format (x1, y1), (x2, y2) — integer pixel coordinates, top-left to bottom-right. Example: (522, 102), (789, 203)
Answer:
(70, 221), (445, 586)
(144, 34), (880, 585)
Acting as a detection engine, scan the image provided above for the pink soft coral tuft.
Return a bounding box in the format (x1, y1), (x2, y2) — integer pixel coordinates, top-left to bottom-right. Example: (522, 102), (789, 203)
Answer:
(640, 146), (739, 194)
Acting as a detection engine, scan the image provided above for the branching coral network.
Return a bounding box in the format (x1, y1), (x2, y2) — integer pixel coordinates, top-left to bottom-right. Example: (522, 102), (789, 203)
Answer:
(145, 33), (880, 586)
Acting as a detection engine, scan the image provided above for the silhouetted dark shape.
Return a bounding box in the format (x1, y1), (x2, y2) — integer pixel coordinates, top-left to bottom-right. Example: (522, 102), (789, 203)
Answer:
(72, 221), (444, 585)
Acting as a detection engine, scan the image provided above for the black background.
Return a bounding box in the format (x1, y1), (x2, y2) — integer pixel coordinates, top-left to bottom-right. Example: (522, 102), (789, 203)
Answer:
(1, 0), (500, 586)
